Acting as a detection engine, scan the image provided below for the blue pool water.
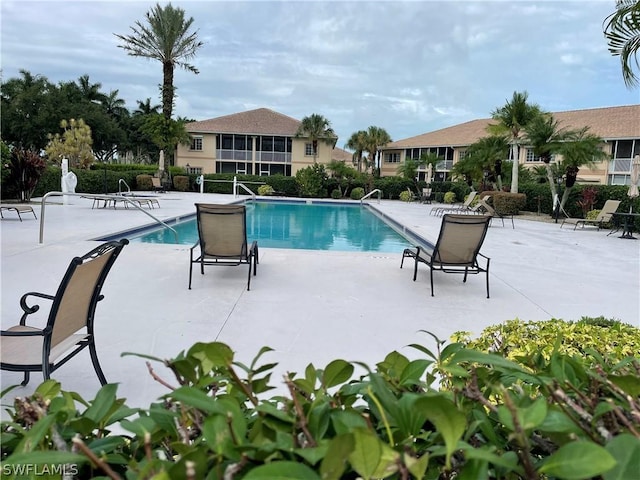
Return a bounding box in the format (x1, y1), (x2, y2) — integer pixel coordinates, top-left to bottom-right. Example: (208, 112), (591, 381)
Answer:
(129, 201), (415, 253)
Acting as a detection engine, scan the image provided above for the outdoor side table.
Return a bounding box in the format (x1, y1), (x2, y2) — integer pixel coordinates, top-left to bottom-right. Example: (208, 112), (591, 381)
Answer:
(610, 212), (640, 239)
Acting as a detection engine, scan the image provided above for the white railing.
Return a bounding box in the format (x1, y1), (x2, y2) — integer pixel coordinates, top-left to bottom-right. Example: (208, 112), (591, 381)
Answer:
(118, 178), (132, 195)
(360, 189), (382, 204)
(38, 192), (178, 244)
(197, 175), (264, 200)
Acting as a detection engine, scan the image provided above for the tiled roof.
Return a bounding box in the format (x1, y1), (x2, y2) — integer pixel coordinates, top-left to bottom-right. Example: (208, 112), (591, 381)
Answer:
(186, 108), (302, 136)
(332, 147), (354, 162)
(386, 104), (640, 149)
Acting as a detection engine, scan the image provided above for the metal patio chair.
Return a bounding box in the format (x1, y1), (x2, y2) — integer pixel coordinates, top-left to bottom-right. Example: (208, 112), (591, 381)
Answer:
(1, 240), (128, 386)
(189, 203), (259, 291)
(401, 214), (491, 297)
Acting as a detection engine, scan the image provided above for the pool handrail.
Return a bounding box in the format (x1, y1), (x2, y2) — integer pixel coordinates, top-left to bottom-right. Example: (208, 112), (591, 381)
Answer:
(38, 191), (179, 244)
(118, 178), (131, 195)
(361, 189), (382, 204)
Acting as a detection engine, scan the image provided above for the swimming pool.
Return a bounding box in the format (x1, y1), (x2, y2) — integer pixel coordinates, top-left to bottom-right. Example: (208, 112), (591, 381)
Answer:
(110, 200), (425, 253)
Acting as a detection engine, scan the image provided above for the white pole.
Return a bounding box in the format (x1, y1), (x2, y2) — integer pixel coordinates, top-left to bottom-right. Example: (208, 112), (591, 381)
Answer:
(233, 175), (238, 198)
(61, 158), (69, 205)
(199, 175), (204, 194)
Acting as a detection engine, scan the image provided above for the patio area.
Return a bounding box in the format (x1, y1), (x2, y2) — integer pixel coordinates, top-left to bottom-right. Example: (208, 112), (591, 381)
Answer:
(1, 191), (638, 410)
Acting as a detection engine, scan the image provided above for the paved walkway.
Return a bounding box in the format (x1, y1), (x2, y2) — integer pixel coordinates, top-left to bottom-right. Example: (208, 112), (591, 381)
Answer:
(1, 192), (638, 409)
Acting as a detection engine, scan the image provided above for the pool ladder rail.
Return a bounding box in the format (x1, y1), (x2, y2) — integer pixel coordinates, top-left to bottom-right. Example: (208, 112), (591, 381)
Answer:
(360, 189), (382, 204)
(38, 190), (179, 244)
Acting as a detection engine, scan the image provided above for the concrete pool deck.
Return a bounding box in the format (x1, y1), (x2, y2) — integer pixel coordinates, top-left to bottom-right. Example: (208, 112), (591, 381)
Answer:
(1, 191), (639, 409)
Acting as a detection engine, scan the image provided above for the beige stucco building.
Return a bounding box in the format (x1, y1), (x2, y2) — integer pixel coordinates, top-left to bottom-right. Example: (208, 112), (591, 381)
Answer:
(380, 105), (640, 185)
(176, 108), (349, 176)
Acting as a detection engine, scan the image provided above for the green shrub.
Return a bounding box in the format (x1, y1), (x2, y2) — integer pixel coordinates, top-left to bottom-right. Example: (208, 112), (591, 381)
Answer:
(452, 317), (640, 367)
(399, 189), (413, 202)
(350, 187), (365, 200)
(258, 184), (275, 196)
(295, 164), (327, 197)
(493, 192), (526, 214)
(330, 188), (342, 199)
(586, 209), (601, 220)
(443, 191), (457, 203)
(136, 174), (153, 191)
(173, 175), (189, 191)
(2, 332), (638, 479)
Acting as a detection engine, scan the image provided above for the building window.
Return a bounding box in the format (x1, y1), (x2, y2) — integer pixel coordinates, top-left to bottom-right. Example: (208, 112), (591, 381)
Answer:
(305, 143), (317, 156)
(384, 153), (400, 163)
(190, 136), (203, 151)
(185, 165), (202, 174)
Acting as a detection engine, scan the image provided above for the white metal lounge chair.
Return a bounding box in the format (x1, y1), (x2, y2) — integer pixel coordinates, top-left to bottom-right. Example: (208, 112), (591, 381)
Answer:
(432, 191), (478, 216)
(0, 204), (37, 222)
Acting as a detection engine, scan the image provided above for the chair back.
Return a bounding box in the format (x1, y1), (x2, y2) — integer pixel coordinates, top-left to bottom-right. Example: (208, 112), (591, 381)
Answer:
(48, 240), (128, 348)
(596, 200), (621, 222)
(152, 177), (162, 188)
(422, 188), (432, 197)
(196, 204), (249, 259)
(478, 198), (496, 215)
(462, 191), (478, 207)
(433, 214), (491, 266)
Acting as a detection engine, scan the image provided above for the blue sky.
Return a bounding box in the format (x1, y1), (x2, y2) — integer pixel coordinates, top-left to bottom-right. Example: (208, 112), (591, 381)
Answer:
(1, 0), (638, 146)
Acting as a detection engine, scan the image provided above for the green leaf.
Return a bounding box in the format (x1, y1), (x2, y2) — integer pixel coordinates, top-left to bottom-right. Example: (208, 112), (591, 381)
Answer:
(604, 434), (640, 480)
(610, 375), (640, 398)
(415, 395), (466, 469)
(320, 434), (355, 480)
(448, 349), (527, 372)
(404, 452), (430, 480)
(188, 341), (234, 371)
(322, 359), (354, 389)
(347, 428), (384, 480)
(243, 461), (321, 479)
(83, 383), (118, 423)
(34, 379), (61, 400)
(330, 410), (368, 435)
(394, 394), (428, 438)
(399, 359), (431, 386)
(15, 415), (57, 452)
(539, 441), (616, 479)
(168, 386), (217, 413)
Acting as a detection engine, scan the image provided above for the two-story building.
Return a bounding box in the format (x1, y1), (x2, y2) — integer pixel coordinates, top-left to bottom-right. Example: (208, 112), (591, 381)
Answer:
(176, 108), (350, 176)
(380, 105), (640, 185)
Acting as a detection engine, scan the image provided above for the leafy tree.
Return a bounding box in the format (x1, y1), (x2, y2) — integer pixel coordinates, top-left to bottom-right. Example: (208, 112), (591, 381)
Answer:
(134, 97), (161, 116)
(488, 91), (544, 194)
(363, 125), (392, 176)
(75, 74), (106, 104)
(0, 70), (56, 150)
(140, 114), (190, 169)
(114, 2), (203, 121)
(101, 89), (128, 120)
(327, 160), (359, 197)
(295, 163), (328, 197)
(604, 0), (640, 87)
(465, 135), (509, 190)
(345, 130), (368, 172)
(295, 113), (337, 164)
(45, 118), (95, 169)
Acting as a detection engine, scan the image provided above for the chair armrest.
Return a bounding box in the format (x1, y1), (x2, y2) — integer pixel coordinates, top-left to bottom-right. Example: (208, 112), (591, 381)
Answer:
(1, 328), (45, 337)
(18, 292), (54, 324)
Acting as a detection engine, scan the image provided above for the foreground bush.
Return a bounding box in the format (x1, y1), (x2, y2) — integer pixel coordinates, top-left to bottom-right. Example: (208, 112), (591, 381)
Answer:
(1, 321), (639, 479)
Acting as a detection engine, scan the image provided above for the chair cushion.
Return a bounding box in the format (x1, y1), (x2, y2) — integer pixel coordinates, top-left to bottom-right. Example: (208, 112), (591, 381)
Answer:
(1, 325), (89, 366)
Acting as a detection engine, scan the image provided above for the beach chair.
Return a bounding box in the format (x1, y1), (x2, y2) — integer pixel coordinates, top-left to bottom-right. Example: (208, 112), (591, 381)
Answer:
(189, 204), (259, 291)
(400, 214), (491, 297)
(1, 240), (128, 386)
(432, 191), (477, 216)
(477, 198), (515, 228)
(152, 177), (165, 193)
(561, 200), (621, 231)
(421, 187), (433, 204)
(0, 204), (37, 221)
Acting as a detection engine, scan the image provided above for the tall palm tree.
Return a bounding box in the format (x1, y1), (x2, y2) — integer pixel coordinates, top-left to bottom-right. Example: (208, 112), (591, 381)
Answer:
(101, 90), (128, 119)
(76, 74), (105, 104)
(295, 114), (337, 164)
(604, 0), (640, 88)
(115, 3), (203, 121)
(488, 91), (544, 194)
(134, 98), (161, 116)
(345, 130), (368, 172)
(523, 113), (573, 201)
(556, 128), (609, 210)
(363, 126), (392, 176)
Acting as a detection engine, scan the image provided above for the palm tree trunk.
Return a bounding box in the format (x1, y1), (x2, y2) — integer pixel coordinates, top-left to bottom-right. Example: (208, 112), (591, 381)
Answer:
(545, 163), (557, 205)
(162, 62), (175, 120)
(510, 142), (519, 193)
